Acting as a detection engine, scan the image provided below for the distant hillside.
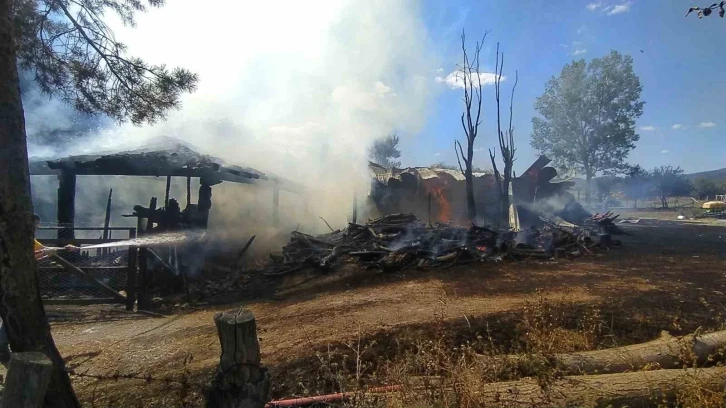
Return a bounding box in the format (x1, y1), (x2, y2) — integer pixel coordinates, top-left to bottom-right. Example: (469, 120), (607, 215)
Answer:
(560, 168), (726, 185)
(683, 168), (726, 182)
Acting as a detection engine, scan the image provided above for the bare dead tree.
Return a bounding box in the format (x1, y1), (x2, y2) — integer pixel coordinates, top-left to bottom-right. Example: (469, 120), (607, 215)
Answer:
(685, 2), (725, 18)
(455, 29), (488, 222)
(489, 43), (518, 227)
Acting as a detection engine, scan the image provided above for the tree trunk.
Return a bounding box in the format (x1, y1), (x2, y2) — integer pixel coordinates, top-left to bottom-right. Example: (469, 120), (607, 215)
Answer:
(584, 172), (592, 205)
(465, 143), (476, 222)
(487, 329), (726, 376)
(0, 1), (80, 407)
(500, 176), (511, 227)
(470, 366), (726, 407)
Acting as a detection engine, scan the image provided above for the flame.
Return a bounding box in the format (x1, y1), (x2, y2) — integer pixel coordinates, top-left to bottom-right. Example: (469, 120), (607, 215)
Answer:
(430, 186), (451, 222)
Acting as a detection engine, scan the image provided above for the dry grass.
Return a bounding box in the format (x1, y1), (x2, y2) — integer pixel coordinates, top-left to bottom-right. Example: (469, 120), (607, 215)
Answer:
(279, 293), (726, 408)
(49, 221), (726, 407)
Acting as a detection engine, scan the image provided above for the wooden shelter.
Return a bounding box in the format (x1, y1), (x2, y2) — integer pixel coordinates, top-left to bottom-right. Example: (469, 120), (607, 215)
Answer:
(29, 137), (303, 239)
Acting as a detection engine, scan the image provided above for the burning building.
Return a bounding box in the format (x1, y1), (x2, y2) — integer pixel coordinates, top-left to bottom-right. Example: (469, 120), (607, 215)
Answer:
(368, 155), (590, 227)
(29, 137), (303, 239)
(28, 137), (305, 307)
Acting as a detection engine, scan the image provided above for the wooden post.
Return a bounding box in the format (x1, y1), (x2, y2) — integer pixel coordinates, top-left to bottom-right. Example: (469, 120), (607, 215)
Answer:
(1, 352), (53, 408)
(186, 176), (192, 208)
(352, 194), (358, 224)
(198, 182), (212, 229)
(206, 309), (270, 408)
(102, 188), (113, 255)
(165, 176), (172, 209)
(57, 171), (76, 241)
(138, 247), (150, 310)
(126, 227), (138, 311)
(126, 245), (137, 311)
(272, 183), (279, 228)
(148, 197), (157, 232)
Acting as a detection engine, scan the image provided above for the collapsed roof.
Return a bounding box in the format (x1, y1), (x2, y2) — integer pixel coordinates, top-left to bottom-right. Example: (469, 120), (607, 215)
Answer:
(367, 156), (584, 226)
(29, 136), (303, 193)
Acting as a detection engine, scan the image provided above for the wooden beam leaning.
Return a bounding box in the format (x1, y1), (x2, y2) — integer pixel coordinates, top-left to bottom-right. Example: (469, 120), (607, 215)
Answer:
(49, 254), (126, 303)
(56, 171), (76, 241)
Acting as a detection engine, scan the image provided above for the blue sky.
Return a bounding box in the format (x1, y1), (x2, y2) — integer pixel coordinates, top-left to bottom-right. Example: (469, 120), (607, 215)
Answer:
(400, 0), (726, 175)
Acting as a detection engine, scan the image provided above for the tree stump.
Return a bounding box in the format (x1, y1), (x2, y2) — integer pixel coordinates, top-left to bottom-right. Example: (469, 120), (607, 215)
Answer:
(1, 352), (53, 408)
(206, 309), (270, 408)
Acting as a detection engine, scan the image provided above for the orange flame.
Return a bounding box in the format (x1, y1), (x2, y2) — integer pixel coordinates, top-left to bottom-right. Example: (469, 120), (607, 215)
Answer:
(430, 186), (451, 222)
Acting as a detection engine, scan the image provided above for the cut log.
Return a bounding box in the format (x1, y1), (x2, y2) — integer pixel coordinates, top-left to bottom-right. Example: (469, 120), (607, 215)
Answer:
(206, 309), (270, 408)
(1, 352), (54, 408)
(487, 329), (726, 375)
(469, 366), (726, 407)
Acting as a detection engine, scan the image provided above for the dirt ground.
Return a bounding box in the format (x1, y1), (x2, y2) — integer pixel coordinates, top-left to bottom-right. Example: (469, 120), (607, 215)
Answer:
(43, 219), (726, 407)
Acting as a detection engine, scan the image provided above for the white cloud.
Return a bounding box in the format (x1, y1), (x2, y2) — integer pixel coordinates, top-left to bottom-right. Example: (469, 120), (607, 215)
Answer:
(586, 3), (601, 11)
(660, 149), (669, 154)
(434, 152), (441, 156)
(436, 68), (444, 73)
(438, 70), (504, 90)
(374, 80), (392, 95)
(640, 125), (656, 131)
(607, 2), (631, 15)
(577, 26), (587, 35)
(588, 2), (630, 16)
(699, 121), (716, 128)
(572, 49), (587, 56)
(559, 43), (569, 48)
(671, 124), (684, 130)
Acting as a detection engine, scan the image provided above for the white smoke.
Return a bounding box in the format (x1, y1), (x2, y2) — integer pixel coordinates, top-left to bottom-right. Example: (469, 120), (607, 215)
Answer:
(32, 0), (441, 232)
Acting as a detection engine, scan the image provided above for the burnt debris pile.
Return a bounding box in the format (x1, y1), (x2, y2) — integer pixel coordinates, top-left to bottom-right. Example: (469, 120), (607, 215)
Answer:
(586, 211), (625, 235)
(264, 213), (620, 276)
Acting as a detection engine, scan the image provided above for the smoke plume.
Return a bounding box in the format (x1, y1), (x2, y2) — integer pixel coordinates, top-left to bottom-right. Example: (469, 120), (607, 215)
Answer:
(30, 0), (440, 241)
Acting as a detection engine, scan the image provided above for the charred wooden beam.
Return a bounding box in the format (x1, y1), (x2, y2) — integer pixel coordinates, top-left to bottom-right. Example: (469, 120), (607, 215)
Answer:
(197, 182), (212, 229)
(164, 175), (172, 208)
(126, 244), (138, 311)
(57, 171), (76, 240)
(186, 176), (192, 208)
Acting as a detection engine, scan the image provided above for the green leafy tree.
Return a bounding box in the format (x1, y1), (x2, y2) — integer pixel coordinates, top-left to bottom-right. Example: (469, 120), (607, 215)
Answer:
(621, 164), (652, 208)
(1, 1), (197, 406)
(368, 133), (402, 168)
(593, 175), (621, 203)
(692, 177), (721, 200)
(651, 166), (691, 209)
(531, 51), (644, 201)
